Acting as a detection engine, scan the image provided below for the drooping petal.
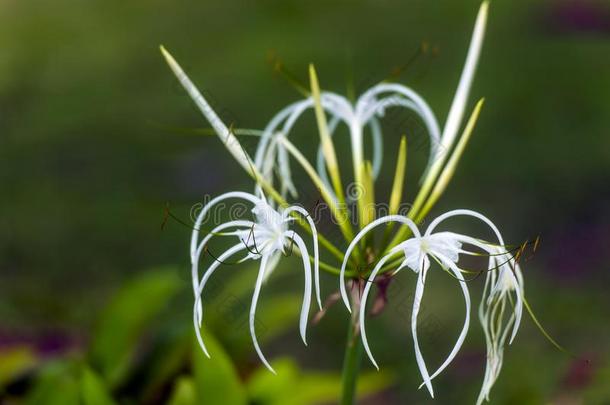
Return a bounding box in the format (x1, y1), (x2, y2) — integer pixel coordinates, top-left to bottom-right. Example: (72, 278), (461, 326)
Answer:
(359, 247), (403, 370)
(354, 83), (441, 168)
(190, 191), (261, 259)
(283, 205), (321, 309)
(289, 232), (313, 345)
(192, 220), (253, 322)
(412, 265), (434, 397)
(193, 243), (246, 358)
(250, 254), (276, 373)
(419, 252), (471, 386)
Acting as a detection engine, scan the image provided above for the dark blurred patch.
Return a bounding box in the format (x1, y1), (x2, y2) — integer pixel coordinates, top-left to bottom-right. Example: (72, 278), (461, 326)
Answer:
(540, 0), (610, 35)
(561, 355), (596, 390)
(545, 213), (610, 281)
(0, 329), (81, 357)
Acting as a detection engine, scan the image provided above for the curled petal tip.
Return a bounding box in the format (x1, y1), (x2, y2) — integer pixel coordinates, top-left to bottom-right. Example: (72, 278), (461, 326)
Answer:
(340, 288), (352, 313)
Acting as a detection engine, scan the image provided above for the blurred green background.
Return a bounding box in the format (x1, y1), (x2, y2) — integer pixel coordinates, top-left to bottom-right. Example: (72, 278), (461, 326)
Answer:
(1, 0), (609, 403)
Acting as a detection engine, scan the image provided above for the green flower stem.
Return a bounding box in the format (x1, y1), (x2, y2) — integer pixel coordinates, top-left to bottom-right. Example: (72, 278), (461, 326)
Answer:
(340, 287), (364, 405)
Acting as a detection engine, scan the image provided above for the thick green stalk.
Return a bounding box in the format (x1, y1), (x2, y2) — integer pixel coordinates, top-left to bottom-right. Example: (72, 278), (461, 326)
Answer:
(340, 286), (364, 405)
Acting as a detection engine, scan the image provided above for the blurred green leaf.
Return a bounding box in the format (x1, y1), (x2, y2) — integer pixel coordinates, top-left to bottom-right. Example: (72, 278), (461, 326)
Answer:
(168, 376), (197, 405)
(247, 357), (394, 405)
(26, 361), (80, 405)
(218, 292), (303, 359)
(141, 327), (191, 402)
(89, 267), (182, 387)
(80, 366), (116, 405)
(193, 332), (247, 405)
(256, 293), (303, 343)
(0, 345), (38, 388)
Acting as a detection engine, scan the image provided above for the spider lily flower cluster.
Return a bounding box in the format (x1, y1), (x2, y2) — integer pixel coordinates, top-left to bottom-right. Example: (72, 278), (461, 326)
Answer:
(162, 1), (532, 403)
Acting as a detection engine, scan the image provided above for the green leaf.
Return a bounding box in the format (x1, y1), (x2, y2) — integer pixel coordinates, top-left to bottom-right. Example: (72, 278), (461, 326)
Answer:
(141, 328), (191, 402)
(80, 366), (116, 405)
(168, 376), (197, 405)
(89, 267), (182, 387)
(193, 332), (247, 405)
(26, 361), (80, 405)
(389, 136), (407, 216)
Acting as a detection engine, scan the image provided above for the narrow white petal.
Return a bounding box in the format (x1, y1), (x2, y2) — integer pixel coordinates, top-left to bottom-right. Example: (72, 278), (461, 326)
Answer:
(290, 232), (313, 345)
(193, 243), (246, 358)
(250, 255), (276, 373)
(192, 220), (253, 323)
(420, 253), (470, 386)
(359, 248), (401, 370)
(355, 83), (441, 166)
(190, 191), (261, 259)
(425, 209), (504, 246)
(283, 206), (321, 310)
(412, 267), (434, 397)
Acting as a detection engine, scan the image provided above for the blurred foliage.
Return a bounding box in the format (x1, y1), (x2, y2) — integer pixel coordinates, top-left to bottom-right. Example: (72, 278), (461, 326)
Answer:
(1, 0), (610, 403)
(0, 268), (393, 404)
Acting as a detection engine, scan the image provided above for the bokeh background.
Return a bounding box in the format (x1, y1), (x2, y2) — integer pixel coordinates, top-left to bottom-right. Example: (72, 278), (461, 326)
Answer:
(1, 0), (609, 403)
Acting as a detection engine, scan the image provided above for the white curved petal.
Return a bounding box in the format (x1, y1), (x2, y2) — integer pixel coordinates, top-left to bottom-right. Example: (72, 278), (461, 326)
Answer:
(420, 252), (471, 386)
(250, 254), (276, 373)
(339, 215), (422, 312)
(289, 232), (313, 345)
(192, 220), (253, 322)
(193, 243), (246, 358)
(359, 247), (402, 370)
(412, 266), (434, 398)
(369, 117), (384, 179)
(355, 83), (442, 166)
(191, 191), (261, 259)
(424, 209), (504, 245)
(316, 115), (384, 193)
(509, 264), (524, 343)
(255, 92), (353, 200)
(283, 205), (321, 309)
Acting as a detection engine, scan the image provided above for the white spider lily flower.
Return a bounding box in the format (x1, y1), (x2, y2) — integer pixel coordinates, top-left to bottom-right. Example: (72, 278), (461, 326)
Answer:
(253, 1), (488, 204)
(253, 83), (441, 202)
(424, 210), (524, 403)
(190, 190), (320, 373)
(339, 208), (523, 400)
(340, 215), (470, 398)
